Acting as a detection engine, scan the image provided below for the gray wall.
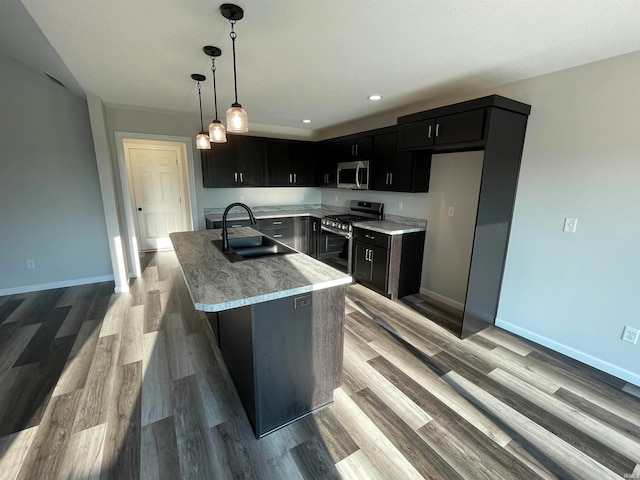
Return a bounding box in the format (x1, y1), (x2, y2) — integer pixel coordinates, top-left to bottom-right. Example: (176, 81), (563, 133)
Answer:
(0, 52), (112, 293)
(319, 51), (640, 385)
(422, 152), (483, 308)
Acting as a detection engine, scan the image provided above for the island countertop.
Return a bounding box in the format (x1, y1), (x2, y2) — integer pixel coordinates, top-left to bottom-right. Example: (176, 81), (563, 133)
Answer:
(170, 228), (352, 312)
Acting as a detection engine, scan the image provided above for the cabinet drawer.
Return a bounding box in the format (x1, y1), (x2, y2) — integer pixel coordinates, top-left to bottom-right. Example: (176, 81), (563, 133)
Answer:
(257, 217), (294, 231)
(208, 218), (253, 229)
(353, 228), (391, 249)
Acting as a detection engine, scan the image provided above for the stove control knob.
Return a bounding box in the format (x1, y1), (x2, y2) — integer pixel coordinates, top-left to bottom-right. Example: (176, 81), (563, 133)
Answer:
(341, 224), (347, 230)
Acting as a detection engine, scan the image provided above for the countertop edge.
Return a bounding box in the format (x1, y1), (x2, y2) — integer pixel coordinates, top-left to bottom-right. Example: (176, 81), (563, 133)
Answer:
(195, 275), (353, 312)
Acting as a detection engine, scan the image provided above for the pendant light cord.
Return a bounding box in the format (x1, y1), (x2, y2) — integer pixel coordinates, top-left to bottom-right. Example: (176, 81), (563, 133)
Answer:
(197, 81), (205, 131)
(211, 57), (220, 121)
(230, 20), (239, 105)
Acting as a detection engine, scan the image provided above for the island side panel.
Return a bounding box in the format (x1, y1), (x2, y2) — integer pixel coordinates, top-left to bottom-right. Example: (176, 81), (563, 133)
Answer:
(217, 306), (257, 429)
(252, 285), (345, 437)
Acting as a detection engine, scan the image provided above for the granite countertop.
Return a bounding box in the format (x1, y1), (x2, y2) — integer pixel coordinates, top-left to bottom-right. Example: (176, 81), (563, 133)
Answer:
(170, 228), (352, 312)
(352, 220), (426, 235)
(204, 208), (337, 223)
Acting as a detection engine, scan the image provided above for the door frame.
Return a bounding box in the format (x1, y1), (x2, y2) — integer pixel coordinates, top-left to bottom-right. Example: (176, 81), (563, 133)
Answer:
(115, 132), (198, 277)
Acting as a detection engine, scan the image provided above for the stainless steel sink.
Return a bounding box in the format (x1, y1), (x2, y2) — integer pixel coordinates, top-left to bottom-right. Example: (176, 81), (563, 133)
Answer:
(212, 235), (296, 262)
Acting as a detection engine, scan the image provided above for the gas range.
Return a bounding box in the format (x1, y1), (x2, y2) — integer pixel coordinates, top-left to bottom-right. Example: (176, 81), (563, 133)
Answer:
(321, 201), (384, 237)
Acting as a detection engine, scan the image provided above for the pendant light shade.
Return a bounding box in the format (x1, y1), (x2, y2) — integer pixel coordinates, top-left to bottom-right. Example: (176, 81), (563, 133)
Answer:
(191, 73), (211, 150)
(227, 104), (248, 133)
(221, 4), (248, 133)
(203, 46), (227, 143)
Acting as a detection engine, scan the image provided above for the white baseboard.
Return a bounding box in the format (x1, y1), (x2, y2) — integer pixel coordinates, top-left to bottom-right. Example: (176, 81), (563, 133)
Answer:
(0, 275), (116, 296)
(495, 317), (640, 387)
(419, 288), (465, 311)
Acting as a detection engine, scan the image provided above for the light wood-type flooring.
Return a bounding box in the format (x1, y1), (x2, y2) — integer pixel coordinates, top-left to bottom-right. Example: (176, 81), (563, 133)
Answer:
(1, 250), (639, 479)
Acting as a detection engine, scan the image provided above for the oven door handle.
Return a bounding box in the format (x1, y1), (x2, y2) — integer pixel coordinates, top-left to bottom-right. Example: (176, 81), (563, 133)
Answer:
(321, 225), (350, 238)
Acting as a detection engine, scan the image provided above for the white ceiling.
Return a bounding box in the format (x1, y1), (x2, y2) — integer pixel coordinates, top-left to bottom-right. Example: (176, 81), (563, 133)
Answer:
(5, 0), (640, 133)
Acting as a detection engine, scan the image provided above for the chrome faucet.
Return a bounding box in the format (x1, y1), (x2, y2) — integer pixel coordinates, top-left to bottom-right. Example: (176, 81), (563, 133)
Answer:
(222, 203), (257, 252)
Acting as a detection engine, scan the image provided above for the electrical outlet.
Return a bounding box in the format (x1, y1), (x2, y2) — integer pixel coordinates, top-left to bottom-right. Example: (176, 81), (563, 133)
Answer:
(448, 206), (455, 217)
(622, 326), (639, 344)
(239, 195), (245, 202)
(398, 201), (403, 211)
(26, 259), (35, 269)
(563, 217), (578, 233)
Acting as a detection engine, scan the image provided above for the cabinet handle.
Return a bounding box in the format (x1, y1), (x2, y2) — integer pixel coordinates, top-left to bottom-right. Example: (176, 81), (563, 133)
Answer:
(355, 144), (359, 156)
(389, 172), (393, 184)
(289, 173), (293, 183)
(435, 123), (440, 137)
(272, 221), (282, 225)
(240, 172), (243, 183)
(234, 172), (238, 183)
(365, 248), (369, 261)
(231, 224), (243, 227)
(273, 234), (283, 238)
(428, 125), (432, 138)
(294, 173), (297, 183)
(385, 173), (389, 185)
(365, 234), (375, 240)
(313, 222), (317, 232)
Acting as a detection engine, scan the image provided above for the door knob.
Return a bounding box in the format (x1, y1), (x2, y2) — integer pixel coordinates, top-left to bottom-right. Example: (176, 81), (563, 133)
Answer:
(137, 207), (142, 211)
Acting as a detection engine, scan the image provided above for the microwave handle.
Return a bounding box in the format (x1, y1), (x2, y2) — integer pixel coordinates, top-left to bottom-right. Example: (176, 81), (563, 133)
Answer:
(355, 163), (361, 188)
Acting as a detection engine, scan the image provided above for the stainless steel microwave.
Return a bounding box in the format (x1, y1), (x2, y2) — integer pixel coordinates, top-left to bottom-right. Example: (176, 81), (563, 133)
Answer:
(337, 161), (370, 190)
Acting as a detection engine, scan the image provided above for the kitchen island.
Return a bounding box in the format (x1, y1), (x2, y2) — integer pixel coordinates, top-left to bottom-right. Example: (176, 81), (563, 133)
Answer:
(170, 227), (351, 437)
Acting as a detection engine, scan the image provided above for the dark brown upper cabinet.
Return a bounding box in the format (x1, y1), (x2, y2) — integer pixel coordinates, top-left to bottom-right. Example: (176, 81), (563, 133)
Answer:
(266, 138), (316, 187)
(202, 134), (266, 187)
(398, 109), (487, 151)
(371, 130), (430, 193)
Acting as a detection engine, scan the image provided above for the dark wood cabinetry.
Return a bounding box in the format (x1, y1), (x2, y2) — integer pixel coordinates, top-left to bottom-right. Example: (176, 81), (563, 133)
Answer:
(397, 94), (531, 337)
(202, 135), (266, 187)
(371, 131), (431, 192)
(352, 228), (425, 300)
(341, 136), (372, 160)
(315, 141), (339, 186)
(308, 217), (321, 258)
(398, 109), (487, 151)
(266, 139), (316, 187)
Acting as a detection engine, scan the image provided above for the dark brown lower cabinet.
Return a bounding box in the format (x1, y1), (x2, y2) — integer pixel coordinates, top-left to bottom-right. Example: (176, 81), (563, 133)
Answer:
(205, 285), (345, 438)
(352, 228), (425, 300)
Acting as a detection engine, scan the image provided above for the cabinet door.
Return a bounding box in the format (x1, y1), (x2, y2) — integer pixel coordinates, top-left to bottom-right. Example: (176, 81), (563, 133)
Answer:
(341, 136), (373, 160)
(372, 131), (401, 191)
(316, 142), (339, 186)
(352, 240), (372, 282)
(398, 119), (436, 150)
(236, 136), (266, 186)
(368, 244), (389, 292)
(308, 218), (320, 258)
(266, 139), (292, 186)
(201, 141), (237, 187)
(434, 109), (486, 145)
(290, 141), (316, 186)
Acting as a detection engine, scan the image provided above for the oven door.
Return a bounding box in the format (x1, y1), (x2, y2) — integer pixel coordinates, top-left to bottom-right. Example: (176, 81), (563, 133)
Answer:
(319, 227), (352, 274)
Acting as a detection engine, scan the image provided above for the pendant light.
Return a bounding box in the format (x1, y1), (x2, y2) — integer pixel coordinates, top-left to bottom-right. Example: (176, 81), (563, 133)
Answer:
(191, 73), (211, 150)
(220, 4), (248, 133)
(203, 46), (227, 143)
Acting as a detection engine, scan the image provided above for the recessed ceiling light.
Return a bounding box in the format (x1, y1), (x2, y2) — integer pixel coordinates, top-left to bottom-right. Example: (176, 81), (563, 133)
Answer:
(368, 95), (383, 101)
(302, 119), (312, 123)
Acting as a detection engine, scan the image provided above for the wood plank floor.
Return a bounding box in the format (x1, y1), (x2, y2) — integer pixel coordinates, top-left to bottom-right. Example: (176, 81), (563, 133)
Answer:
(0, 250), (639, 479)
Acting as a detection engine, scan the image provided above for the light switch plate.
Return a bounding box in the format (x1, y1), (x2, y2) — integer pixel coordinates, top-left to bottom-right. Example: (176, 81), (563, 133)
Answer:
(563, 217), (578, 233)
(448, 207), (455, 217)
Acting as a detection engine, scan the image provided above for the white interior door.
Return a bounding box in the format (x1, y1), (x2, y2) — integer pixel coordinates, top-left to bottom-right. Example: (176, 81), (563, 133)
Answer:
(129, 147), (185, 250)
